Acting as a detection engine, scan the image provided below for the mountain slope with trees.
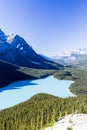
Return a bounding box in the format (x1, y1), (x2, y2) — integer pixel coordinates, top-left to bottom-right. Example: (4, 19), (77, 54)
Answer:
(0, 93), (87, 130)
(0, 60), (56, 88)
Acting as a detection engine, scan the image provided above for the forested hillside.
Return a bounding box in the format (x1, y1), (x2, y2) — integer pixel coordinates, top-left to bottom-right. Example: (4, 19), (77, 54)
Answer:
(54, 68), (87, 95)
(0, 93), (87, 130)
(0, 60), (55, 88)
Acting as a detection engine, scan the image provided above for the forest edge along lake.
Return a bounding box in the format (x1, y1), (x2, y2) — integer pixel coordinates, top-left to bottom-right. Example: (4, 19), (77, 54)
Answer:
(0, 76), (73, 110)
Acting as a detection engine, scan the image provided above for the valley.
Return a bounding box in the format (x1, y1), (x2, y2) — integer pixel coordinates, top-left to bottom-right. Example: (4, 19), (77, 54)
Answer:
(1, 0), (87, 129)
(0, 30), (87, 130)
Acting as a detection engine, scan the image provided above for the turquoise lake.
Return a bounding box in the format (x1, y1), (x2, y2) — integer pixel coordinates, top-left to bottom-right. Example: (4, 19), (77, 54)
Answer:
(0, 76), (73, 110)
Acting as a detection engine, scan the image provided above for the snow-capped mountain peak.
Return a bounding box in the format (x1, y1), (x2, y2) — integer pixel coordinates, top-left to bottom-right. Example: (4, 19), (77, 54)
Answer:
(72, 48), (87, 54)
(51, 48), (87, 66)
(53, 48), (87, 59)
(0, 29), (62, 69)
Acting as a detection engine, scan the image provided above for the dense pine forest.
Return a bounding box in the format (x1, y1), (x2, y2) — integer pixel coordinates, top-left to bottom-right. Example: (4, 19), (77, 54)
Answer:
(0, 93), (87, 130)
(54, 68), (87, 95)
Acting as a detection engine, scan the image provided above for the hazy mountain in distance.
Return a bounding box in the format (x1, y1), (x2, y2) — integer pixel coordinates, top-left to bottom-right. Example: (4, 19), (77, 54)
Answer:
(51, 48), (87, 68)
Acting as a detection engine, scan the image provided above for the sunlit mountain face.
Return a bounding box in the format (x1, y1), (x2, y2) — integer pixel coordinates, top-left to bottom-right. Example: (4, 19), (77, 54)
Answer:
(0, 29), (63, 70)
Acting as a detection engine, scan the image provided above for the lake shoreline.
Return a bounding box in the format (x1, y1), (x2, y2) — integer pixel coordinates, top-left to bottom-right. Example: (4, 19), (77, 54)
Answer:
(0, 76), (73, 110)
(67, 81), (76, 97)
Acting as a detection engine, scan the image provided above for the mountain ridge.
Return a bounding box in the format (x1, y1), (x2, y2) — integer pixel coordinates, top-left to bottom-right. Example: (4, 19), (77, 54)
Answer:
(51, 48), (87, 68)
(0, 29), (63, 69)
(52, 48), (87, 59)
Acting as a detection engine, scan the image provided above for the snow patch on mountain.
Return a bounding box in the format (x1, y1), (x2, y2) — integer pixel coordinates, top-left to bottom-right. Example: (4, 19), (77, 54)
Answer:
(51, 48), (87, 63)
(0, 29), (62, 69)
(72, 48), (87, 54)
(7, 33), (16, 43)
(54, 49), (87, 59)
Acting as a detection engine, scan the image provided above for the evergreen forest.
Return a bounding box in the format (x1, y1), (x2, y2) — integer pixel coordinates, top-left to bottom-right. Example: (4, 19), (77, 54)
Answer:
(0, 93), (87, 130)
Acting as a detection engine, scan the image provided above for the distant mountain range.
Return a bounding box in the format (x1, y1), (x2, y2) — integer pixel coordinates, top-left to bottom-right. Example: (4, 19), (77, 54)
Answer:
(52, 48), (87, 68)
(0, 29), (63, 70)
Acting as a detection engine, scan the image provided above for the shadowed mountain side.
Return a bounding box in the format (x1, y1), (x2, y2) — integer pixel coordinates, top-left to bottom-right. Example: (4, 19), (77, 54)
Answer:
(0, 60), (37, 88)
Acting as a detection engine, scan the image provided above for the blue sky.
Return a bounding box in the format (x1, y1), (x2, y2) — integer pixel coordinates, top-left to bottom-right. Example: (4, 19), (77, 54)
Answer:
(0, 0), (87, 56)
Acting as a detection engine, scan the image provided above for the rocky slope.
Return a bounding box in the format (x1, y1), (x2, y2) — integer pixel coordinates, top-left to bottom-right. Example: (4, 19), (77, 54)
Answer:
(45, 114), (87, 130)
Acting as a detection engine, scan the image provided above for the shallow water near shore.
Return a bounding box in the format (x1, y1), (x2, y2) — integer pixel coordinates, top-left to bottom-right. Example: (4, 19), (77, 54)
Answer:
(0, 76), (73, 110)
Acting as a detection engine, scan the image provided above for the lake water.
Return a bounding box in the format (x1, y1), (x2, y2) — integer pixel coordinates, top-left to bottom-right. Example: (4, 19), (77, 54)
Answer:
(0, 76), (73, 110)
